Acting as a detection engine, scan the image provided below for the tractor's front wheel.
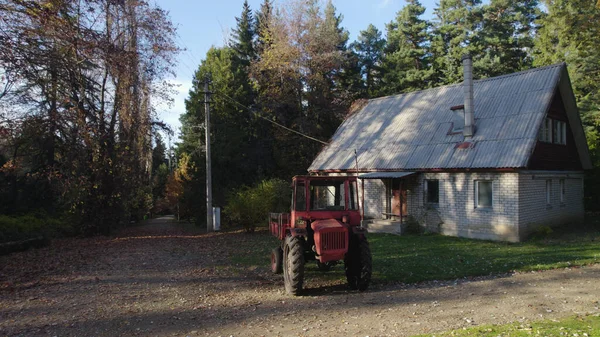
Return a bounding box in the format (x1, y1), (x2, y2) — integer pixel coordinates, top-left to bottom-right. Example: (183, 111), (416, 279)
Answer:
(344, 237), (372, 291)
(271, 247), (283, 274)
(283, 235), (305, 295)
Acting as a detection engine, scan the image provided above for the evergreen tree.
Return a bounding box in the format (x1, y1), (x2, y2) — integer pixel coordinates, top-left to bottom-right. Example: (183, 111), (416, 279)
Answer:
(533, 0), (600, 166)
(351, 24), (386, 97)
(254, 0), (274, 55)
(382, 0), (434, 94)
(475, 0), (539, 78)
(180, 47), (268, 209)
(230, 0), (256, 66)
(430, 0), (483, 85)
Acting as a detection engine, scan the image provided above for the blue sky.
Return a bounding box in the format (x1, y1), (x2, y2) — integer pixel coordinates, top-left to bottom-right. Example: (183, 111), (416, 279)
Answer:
(154, 0), (439, 134)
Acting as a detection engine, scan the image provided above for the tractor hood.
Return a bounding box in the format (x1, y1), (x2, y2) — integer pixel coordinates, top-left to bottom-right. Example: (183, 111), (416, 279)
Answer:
(311, 218), (345, 232)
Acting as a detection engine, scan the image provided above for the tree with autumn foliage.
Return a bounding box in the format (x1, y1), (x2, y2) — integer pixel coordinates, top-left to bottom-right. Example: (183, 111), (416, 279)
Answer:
(0, 0), (178, 234)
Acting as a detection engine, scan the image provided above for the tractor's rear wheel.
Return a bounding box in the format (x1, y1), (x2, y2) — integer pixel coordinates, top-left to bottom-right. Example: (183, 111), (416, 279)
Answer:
(344, 237), (372, 291)
(271, 247), (283, 274)
(283, 236), (305, 295)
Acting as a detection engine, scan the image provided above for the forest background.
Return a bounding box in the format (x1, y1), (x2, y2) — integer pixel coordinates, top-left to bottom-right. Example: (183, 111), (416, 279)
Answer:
(0, 0), (599, 238)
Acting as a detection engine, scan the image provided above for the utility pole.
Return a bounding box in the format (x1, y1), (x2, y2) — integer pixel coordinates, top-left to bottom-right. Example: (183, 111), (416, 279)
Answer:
(204, 76), (213, 232)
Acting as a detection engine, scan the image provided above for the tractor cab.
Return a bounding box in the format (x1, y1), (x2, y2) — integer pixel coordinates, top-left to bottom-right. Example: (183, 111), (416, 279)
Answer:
(290, 176), (362, 231)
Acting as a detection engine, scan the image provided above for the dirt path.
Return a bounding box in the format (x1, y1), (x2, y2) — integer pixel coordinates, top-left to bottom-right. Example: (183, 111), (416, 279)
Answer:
(1, 217), (599, 337)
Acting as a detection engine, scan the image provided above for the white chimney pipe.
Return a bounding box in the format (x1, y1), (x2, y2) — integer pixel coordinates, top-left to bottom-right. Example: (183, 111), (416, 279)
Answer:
(462, 54), (475, 138)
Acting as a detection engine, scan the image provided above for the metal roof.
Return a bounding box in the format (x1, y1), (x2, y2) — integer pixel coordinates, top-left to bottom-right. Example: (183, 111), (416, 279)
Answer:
(358, 171), (416, 179)
(309, 63), (585, 172)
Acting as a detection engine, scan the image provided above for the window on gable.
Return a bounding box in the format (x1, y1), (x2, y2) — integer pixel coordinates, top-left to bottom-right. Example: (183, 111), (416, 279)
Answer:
(475, 180), (493, 208)
(538, 118), (566, 145)
(425, 180), (439, 204)
(545, 118), (553, 142)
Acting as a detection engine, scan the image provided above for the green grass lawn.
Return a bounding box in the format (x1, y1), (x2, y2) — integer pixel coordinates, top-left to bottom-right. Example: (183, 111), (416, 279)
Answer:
(227, 222), (600, 284)
(416, 314), (600, 337)
(370, 228), (600, 283)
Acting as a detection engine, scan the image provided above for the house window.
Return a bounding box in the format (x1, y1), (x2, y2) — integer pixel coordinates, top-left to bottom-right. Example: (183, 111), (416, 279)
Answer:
(546, 179), (552, 205)
(475, 180), (493, 208)
(560, 179), (565, 204)
(538, 118), (567, 145)
(425, 180), (439, 204)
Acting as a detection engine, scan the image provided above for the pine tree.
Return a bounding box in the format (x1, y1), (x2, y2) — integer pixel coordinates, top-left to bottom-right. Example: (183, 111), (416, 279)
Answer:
(382, 0), (433, 94)
(254, 0), (274, 56)
(351, 24), (386, 97)
(475, 0), (539, 78)
(430, 0), (483, 85)
(534, 0), (600, 165)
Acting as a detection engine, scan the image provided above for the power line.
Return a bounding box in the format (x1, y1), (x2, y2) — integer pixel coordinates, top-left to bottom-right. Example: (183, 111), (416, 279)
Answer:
(213, 89), (329, 145)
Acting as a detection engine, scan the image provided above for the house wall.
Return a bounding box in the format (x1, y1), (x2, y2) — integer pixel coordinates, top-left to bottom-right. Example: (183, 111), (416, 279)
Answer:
(517, 171), (585, 238)
(359, 179), (387, 219)
(406, 172), (521, 242)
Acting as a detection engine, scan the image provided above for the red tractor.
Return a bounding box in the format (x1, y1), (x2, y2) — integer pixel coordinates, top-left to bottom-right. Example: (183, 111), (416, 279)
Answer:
(269, 175), (372, 295)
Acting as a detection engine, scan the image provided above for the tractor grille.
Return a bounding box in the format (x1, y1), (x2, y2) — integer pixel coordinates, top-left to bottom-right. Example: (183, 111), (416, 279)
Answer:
(320, 231), (346, 251)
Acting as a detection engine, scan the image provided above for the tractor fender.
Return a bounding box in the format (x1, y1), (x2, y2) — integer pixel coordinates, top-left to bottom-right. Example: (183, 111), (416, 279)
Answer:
(351, 226), (368, 240)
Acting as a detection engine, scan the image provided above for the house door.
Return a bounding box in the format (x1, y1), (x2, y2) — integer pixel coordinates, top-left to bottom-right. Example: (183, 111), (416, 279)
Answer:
(391, 179), (407, 217)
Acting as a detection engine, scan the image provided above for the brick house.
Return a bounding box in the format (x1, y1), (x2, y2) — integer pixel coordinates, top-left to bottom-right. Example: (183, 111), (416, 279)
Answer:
(308, 57), (592, 242)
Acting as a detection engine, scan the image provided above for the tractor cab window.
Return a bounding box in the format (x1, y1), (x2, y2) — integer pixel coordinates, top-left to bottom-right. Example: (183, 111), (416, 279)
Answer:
(310, 180), (345, 211)
(349, 180), (358, 210)
(294, 181), (306, 211)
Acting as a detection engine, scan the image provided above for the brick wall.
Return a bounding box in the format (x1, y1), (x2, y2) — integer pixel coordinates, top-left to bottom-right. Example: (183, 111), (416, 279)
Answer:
(407, 172), (521, 242)
(360, 179), (387, 219)
(517, 171), (585, 238)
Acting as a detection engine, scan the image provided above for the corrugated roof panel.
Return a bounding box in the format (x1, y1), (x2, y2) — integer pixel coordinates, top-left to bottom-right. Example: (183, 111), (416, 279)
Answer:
(385, 143), (415, 169)
(522, 111), (546, 140)
(431, 123), (453, 143)
(411, 122), (438, 145)
(405, 144), (436, 169)
(493, 93), (523, 117)
(426, 143), (456, 168)
(447, 144), (477, 168)
(470, 141), (500, 168)
(309, 63), (564, 172)
(472, 116), (506, 141)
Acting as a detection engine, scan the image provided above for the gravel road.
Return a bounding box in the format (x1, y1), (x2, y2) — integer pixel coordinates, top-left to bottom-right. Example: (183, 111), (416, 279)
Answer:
(1, 217), (599, 337)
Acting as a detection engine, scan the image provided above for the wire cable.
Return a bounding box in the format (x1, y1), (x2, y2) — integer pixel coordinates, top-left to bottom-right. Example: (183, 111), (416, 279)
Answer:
(213, 89), (329, 145)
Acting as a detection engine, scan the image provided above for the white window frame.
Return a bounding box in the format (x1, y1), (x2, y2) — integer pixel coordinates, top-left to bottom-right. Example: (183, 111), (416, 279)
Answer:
(539, 118), (567, 145)
(545, 118), (553, 143)
(474, 180), (493, 209)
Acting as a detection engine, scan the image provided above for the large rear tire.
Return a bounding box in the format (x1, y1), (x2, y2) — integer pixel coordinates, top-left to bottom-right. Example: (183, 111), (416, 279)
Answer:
(271, 247), (283, 274)
(344, 237), (372, 291)
(283, 236), (305, 295)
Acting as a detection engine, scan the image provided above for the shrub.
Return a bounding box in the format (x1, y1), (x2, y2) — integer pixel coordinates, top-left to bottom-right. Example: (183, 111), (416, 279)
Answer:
(0, 213), (74, 243)
(226, 179), (291, 233)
